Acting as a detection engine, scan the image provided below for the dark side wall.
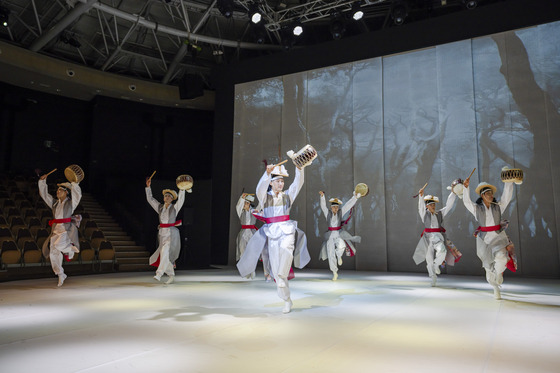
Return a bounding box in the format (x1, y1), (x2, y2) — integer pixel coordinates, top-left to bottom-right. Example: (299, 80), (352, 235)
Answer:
(0, 83), (214, 268)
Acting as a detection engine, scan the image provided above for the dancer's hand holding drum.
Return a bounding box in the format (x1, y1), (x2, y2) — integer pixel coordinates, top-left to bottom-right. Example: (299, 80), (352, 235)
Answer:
(64, 165), (84, 184)
(500, 167), (523, 185)
(176, 174), (194, 193)
(354, 183), (368, 198)
(286, 144), (317, 169)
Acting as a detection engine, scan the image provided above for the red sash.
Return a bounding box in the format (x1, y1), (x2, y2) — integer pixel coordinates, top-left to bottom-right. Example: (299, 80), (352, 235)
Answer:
(253, 214), (290, 224)
(241, 225), (257, 230)
(477, 225), (501, 232)
(328, 226), (342, 231)
(48, 218), (72, 226)
(159, 220), (182, 228)
(421, 227), (446, 237)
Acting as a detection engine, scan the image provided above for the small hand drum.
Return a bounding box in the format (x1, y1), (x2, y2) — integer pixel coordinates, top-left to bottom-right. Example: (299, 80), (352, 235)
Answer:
(500, 168), (523, 185)
(176, 174), (193, 191)
(447, 178), (464, 198)
(354, 183), (369, 197)
(286, 144), (317, 169)
(64, 165), (84, 183)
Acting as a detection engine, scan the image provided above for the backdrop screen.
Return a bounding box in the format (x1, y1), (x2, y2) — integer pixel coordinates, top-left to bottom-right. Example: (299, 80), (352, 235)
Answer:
(231, 21), (560, 277)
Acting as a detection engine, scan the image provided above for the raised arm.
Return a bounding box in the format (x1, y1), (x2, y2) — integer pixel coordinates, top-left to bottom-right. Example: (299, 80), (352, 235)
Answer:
(462, 185), (476, 217)
(418, 192), (426, 220)
(341, 193), (359, 216)
(498, 182), (513, 213)
(70, 182), (82, 212)
(439, 191), (457, 218)
(145, 187), (161, 213)
(256, 171), (271, 207)
(38, 178), (54, 208)
(319, 192), (328, 218)
(235, 196), (245, 218)
(174, 189), (186, 214)
(287, 167), (304, 203)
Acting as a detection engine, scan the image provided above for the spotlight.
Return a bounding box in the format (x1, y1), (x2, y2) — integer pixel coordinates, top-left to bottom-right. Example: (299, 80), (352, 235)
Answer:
(390, 0), (408, 26)
(330, 16), (345, 40)
(462, 0), (478, 9)
(292, 22), (303, 36)
(248, 3), (262, 24)
(0, 6), (10, 27)
(217, 0), (234, 18)
(351, 2), (363, 21)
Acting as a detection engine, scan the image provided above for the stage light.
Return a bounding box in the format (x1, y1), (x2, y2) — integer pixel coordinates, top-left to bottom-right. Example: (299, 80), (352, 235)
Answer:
(351, 2), (363, 21)
(462, 0), (478, 9)
(248, 3), (262, 24)
(217, 0), (234, 18)
(292, 22), (303, 36)
(330, 16), (345, 40)
(0, 6), (9, 27)
(390, 0), (408, 26)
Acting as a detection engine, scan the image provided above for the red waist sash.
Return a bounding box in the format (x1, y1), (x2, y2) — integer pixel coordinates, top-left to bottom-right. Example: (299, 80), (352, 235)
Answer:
(253, 214), (290, 224)
(242, 225), (257, 230)
(49, 218), (72, 226)
(328, 226), (342, 231)
(477, 225), (501, 232)
(159, 219), (182, 228)
(421, 227), (446, 237)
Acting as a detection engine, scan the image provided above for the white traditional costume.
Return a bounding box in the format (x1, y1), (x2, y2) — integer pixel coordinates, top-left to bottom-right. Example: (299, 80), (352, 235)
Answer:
(146, 187), (185, 284)
(236, 194), (258, 279)
(38, 180), (82, 286)
(319, 193), (361, 280)
(413, 192), (460, 286)
(236, 164), (310, 313)
(462, 181), (516, 299)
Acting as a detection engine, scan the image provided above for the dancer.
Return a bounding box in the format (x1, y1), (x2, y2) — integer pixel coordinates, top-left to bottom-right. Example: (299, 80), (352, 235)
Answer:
(318, 190), (361, 281)
(146, 177), (185, 284)
(236, 162), (310, 313)
(462, 176), (518, 300)
(413, 187), (461, 287)
(236, 193), (258, 279)
(38, 174), (82, 287)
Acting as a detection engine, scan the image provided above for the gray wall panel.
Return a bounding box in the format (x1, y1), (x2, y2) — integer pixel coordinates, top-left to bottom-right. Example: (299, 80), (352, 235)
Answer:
(231, 21), (560, 278)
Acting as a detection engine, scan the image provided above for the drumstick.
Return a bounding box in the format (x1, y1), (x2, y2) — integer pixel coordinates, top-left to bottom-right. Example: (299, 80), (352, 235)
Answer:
(148, 170), (156, 181)
(412, 182), (428, 198)
(271, 159), (288, 168)
(465, 168), (476, 181)
(45, 168), (57, 177)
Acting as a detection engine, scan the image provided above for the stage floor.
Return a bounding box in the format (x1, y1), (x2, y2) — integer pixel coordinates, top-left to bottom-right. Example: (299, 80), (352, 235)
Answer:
(1, 268), (559, 373)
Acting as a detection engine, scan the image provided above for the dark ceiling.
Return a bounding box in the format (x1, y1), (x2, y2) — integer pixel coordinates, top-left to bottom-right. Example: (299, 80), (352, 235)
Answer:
(0, 0), (506, 91)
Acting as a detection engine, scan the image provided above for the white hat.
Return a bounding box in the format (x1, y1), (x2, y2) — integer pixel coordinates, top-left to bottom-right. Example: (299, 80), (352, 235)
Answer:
(423, 195), (439, 205)
(244, 194), (255, 202)
(475, 182), (497, 196)
(162, 189), (178, 200)
(271, 164), (289, 180)
(329, 197), (343, 205)
(57, 182), (72, 193)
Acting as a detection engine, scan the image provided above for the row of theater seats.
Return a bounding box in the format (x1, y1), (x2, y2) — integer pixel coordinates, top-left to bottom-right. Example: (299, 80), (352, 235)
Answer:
(0, 174), (115, 270)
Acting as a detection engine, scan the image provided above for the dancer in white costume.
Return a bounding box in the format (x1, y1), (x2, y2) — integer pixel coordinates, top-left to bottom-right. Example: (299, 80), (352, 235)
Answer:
(237, 163), (310, 313)
(318, 191), (361, 281)
(146, 177), (186, 284)
(462, 178), (518, 300)
(236, 193), (258, 279)
(413, 189), (462, 287)
(38, 175), (82, 287)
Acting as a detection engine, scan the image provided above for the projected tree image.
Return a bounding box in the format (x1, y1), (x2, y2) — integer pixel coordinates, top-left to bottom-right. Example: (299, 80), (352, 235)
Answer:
(231, 21), (560, 277)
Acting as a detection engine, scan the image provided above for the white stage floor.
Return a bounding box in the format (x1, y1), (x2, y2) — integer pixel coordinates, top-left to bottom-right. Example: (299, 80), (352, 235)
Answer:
(1, 268), (559, 373)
